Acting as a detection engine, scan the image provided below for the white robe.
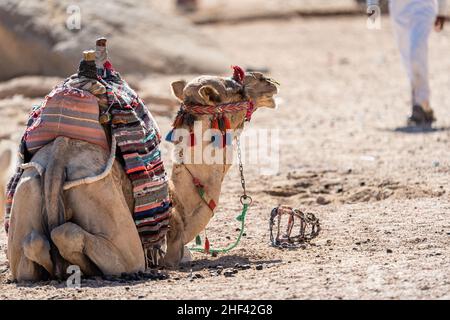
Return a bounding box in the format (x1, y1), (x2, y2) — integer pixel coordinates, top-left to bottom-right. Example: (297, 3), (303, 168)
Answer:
(368, 0), (447, 106)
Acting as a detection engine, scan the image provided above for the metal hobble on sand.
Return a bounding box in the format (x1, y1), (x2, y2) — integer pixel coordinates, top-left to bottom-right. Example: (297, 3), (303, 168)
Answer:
(269, 205), (321, 248)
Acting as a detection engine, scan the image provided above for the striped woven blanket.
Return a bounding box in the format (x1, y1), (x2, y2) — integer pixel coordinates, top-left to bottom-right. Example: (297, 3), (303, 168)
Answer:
(25, 87), (109, 153)
(101, 74), (171, 264)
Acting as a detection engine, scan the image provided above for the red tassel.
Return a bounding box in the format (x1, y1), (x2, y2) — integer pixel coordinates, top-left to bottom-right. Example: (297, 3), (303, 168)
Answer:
(103, 60), (113, 70)
(222, 134), (227, 149)
(223, 115), (231, 130)
(211, 118), (219, 130)
(188, 131), (196, 147)
(232, 65), (245, 84)
(204, 237), (210, 254)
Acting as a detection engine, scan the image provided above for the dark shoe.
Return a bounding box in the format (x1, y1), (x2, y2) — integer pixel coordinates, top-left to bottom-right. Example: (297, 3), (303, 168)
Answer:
(407, 104), (436, 127)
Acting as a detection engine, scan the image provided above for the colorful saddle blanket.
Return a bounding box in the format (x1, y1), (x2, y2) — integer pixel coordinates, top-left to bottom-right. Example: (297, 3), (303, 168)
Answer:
(25, 87), (109, 153)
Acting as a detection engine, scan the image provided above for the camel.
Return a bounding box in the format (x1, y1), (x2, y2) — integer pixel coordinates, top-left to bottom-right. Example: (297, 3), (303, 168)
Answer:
(6, 71), (278, 281)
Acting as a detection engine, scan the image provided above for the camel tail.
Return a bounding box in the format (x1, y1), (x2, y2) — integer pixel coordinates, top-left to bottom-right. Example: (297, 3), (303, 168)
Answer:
(44, 137), (69, 232)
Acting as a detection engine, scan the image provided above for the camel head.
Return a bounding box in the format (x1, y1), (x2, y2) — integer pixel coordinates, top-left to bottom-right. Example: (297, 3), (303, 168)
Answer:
(170, 66), (279, 131)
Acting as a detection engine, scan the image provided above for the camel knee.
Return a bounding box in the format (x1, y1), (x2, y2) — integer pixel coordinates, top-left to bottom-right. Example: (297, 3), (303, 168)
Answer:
(22, 230), (53, 274)
(51, 222), (85, 257)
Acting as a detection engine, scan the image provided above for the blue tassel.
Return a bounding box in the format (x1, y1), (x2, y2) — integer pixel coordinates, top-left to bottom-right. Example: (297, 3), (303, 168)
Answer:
(225, 132), (233, 146)
(165, 129), (174, 142)
(212, 133), (222, 148)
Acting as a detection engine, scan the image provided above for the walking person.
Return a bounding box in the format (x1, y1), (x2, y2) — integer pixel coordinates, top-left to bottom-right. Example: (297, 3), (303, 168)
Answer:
(368, 0), (447, 126)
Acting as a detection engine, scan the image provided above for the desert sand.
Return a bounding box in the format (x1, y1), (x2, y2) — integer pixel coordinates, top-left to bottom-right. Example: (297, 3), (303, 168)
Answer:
(0, 14), (449, 299)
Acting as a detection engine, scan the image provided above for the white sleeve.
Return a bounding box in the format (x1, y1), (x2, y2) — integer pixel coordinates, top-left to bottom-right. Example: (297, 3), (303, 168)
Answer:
(438, 0), (448, 16)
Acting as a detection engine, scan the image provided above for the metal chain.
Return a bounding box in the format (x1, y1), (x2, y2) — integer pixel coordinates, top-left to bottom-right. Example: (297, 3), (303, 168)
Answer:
(236, 136), (252, 205)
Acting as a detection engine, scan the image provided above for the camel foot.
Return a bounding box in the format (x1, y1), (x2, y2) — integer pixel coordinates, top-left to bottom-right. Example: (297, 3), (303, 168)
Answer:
(51, 222), (100, 276)
(22, 230), (53, 275)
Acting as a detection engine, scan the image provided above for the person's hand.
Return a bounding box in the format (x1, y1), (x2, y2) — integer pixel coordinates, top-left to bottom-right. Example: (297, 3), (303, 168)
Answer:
(435, 16), (445, 32)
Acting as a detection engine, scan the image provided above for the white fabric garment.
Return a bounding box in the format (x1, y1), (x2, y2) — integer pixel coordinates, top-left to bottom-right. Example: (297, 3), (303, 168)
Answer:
(368, 0), (447, 15)
(368, 0), (446, 106)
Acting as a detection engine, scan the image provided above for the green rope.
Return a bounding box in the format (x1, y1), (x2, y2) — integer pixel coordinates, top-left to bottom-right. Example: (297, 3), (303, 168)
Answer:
(189, 203), (249, 254)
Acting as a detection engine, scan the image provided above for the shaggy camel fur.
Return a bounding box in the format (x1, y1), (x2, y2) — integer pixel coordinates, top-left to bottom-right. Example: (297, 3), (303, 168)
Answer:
(7, 72), (278, 281)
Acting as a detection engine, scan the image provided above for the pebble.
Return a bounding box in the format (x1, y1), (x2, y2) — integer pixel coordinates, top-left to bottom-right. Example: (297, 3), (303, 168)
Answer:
(386, 249), (393, 253)
(316, 196), (330, 205)
(223, 270), (235, 277)
(255, 264), (264, 271)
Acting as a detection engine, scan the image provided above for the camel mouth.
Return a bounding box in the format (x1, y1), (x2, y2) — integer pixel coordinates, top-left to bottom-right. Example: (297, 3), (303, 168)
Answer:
(256, 95), (277, 109)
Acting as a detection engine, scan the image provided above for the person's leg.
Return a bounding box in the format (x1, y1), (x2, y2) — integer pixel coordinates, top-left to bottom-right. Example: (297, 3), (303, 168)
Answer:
(409, 0), (436, 110)
(389, 0), (413, 82)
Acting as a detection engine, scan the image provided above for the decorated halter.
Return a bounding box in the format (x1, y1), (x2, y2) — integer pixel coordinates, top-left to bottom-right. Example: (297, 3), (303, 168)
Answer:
(165, 66), (254, 148)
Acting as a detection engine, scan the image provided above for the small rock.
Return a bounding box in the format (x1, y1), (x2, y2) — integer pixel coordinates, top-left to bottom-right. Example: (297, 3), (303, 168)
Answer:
(240, 264), (251, 270)
(216, 265), (224, 270)
(316, 196), (330, 205)
(386, 249), (393, 253)
(223, 269), (234, 277)
(232, 268), (238, 274)
(255, 264), (263, 271)
(234, 263), (241, 269)
(193, 273), (204, 279)
(125, 287), (130, 291)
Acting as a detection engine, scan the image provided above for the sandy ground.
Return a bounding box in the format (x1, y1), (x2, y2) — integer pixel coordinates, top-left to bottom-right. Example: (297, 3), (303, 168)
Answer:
(1, 15), (450, 299)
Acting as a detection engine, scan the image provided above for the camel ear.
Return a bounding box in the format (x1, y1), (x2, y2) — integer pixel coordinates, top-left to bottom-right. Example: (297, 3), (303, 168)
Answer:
(198, 85), (221, 105)
(171, 80), (187, 101)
